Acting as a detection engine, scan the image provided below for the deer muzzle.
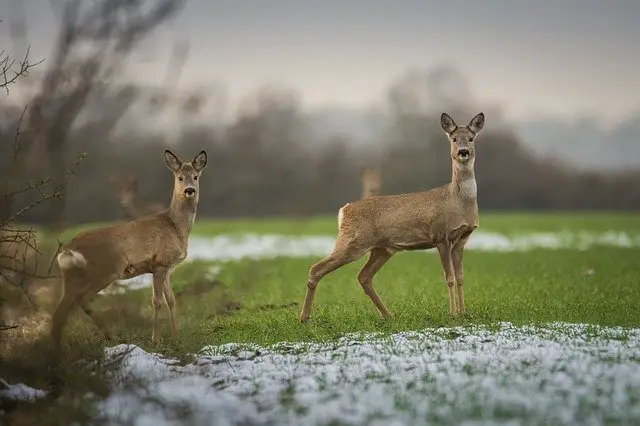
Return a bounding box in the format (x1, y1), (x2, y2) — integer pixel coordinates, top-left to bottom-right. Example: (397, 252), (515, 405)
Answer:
(456, 148), (471, 163)
(184, 187), (196, 198)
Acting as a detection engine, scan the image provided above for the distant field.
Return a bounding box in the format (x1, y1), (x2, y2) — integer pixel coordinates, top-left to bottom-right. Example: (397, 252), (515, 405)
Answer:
(4, 212), (640, 425)
(61, 210), (640, 239)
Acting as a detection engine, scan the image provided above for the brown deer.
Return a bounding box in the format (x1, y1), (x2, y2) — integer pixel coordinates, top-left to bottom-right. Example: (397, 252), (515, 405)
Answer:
(110, 174), (165, 220)
(361, 168), (382, 199)
(51, 149), (207, 356)
(300, 112), (485, 322)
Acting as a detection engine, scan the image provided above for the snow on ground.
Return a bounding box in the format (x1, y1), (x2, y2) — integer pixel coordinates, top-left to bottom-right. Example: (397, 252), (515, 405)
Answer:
(94, 323), (640, 425)
(7, 323), (640, 425)
(113, 230), (640, 292)
(0, 378), (46, 403)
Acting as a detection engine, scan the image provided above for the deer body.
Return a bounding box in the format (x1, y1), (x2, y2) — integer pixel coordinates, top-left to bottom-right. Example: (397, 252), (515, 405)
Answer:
(51, 149), (207, 356)
(300, 112), (485, 322)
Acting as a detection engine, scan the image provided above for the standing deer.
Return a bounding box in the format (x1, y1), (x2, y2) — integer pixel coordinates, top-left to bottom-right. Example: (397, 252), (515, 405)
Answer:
(361, 168), (382, 199)
(51, 149), (207, 356)
(300, 112), (485, 322)
(110, 174), (165, 220)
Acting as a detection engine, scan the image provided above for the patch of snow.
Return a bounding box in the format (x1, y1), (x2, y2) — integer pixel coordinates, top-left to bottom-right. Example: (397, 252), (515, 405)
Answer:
(111, 230), (640, 292)
(94, 323), (640, 425)
(0, 377), (47, 403)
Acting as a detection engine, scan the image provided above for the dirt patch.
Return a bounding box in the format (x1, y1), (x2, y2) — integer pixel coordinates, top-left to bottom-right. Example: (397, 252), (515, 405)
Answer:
(256, 302), (299, 312)
(175, 277), (224, 298)
(176, 276), (244, 316)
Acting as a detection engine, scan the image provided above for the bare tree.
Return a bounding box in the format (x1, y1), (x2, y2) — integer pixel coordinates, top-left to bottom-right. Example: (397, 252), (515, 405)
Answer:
(0, 19), (42, 96)
(22, 0), (185, 233)
(0, 16), (85, 332)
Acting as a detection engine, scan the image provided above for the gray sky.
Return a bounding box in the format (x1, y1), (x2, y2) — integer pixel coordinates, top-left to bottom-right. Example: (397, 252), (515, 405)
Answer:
(3, 0), (640, 125)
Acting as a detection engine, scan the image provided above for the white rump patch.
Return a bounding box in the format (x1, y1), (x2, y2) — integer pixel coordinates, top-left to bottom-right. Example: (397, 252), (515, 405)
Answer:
(57, 249), (87, 269)
(337, 205), (346, 228)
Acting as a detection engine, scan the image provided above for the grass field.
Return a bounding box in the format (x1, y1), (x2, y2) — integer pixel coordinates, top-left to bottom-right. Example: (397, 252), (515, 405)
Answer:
(2, 212), (640, 425)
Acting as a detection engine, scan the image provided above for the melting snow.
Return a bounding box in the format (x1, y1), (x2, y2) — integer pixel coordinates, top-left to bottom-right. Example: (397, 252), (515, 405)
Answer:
(5, 323), (640, 424)
(0, 378), (47, 408)
(113, 230), (640, 292)
(99, 323), (640, 425)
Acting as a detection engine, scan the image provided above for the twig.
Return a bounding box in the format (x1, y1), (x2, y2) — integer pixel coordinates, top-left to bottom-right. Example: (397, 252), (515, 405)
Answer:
(0, 324), (19, 332)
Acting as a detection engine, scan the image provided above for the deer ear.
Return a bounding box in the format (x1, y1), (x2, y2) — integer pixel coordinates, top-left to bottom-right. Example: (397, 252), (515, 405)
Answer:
(440, 113), (457, 134)
(164, 149), (182, 172)
(192, 150), (207, 171)
(468, 112), (485, 134)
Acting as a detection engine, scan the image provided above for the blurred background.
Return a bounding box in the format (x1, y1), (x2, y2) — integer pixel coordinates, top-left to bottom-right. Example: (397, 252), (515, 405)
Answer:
(1, 0), (639, 231)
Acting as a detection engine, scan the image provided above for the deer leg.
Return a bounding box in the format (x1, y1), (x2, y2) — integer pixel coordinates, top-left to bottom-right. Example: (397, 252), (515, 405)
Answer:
(451, 237), (469, 314)
(51, 290), (78, 359)
(76, 289), (113, 341)
(151, 269), (168, 344)
(437, 244), (456, 314)
(163, 272), (178, 337)
(357, 248), (393, 319)
(300, 246), (366, 323)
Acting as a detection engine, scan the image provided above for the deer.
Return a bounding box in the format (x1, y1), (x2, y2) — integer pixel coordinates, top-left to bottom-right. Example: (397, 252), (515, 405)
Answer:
(361, 168), (382, 199)
(51, 149), (207, 357)
(299, 112), (485, 323)
(110, 174), (165, 220)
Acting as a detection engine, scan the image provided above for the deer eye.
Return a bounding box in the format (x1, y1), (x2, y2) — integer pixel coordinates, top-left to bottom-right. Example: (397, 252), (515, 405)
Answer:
(193, 175), (198, 181)
(469, 138), (474, 143)
(452, 137), (458, 143)
(178, 176), (184, 182)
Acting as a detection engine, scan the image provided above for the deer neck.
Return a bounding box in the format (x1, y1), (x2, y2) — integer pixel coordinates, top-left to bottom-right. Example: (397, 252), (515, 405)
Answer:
(450, 159), (477, 203)
(168, 193), (198, 240)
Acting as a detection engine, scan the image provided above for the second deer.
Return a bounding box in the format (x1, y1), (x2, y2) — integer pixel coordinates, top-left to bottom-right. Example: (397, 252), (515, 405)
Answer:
(300, 112), (485, 322)
(51, 149), (207, 356)
(110, 174), (165, 220)
(361, 168), (382, 199)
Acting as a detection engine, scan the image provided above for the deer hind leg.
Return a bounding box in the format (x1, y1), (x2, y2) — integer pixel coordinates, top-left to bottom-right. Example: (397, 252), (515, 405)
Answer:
(51, 288), (78, 359)
(163, 272), (178, 337)
(357, 248), (393, 319)
(151, 268), (168, 344)
(437, 243), (456, 314)
(300, 244), (367, 323)
(76, 283), (114, 341)
(451, 236), (470, 314)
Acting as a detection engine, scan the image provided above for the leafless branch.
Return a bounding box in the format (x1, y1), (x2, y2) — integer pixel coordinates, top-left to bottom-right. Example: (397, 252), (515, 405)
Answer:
(0, 19), (45, 94)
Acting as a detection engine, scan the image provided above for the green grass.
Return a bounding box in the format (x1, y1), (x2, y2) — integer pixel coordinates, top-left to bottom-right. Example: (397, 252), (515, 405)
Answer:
(55, 247), (639, 363)
(3, 212), (640, 424)
(50, 212), (640, 358)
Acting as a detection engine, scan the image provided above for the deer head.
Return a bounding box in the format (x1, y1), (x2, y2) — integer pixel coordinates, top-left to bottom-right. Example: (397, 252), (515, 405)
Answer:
(164, 149), (208, 203)
(362, 168), (382, 198)
(110, 174), (138, 207)
(440, 112), (485, 166)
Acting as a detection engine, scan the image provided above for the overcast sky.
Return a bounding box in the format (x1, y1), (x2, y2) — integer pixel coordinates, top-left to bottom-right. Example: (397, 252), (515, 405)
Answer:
(2, 0), (639, 125)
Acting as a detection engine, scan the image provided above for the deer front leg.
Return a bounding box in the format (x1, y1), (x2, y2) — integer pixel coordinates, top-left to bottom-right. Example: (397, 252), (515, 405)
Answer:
(451, 237), (469, 314)
(163, 271), (178, 337)
(151, 268), (168, 344)
(436, 244), (456, 314)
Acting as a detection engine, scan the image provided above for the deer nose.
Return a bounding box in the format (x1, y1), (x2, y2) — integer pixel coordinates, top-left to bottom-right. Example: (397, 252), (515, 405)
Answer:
(184, 187), (196, 196)
(458, 148), (470, 157)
